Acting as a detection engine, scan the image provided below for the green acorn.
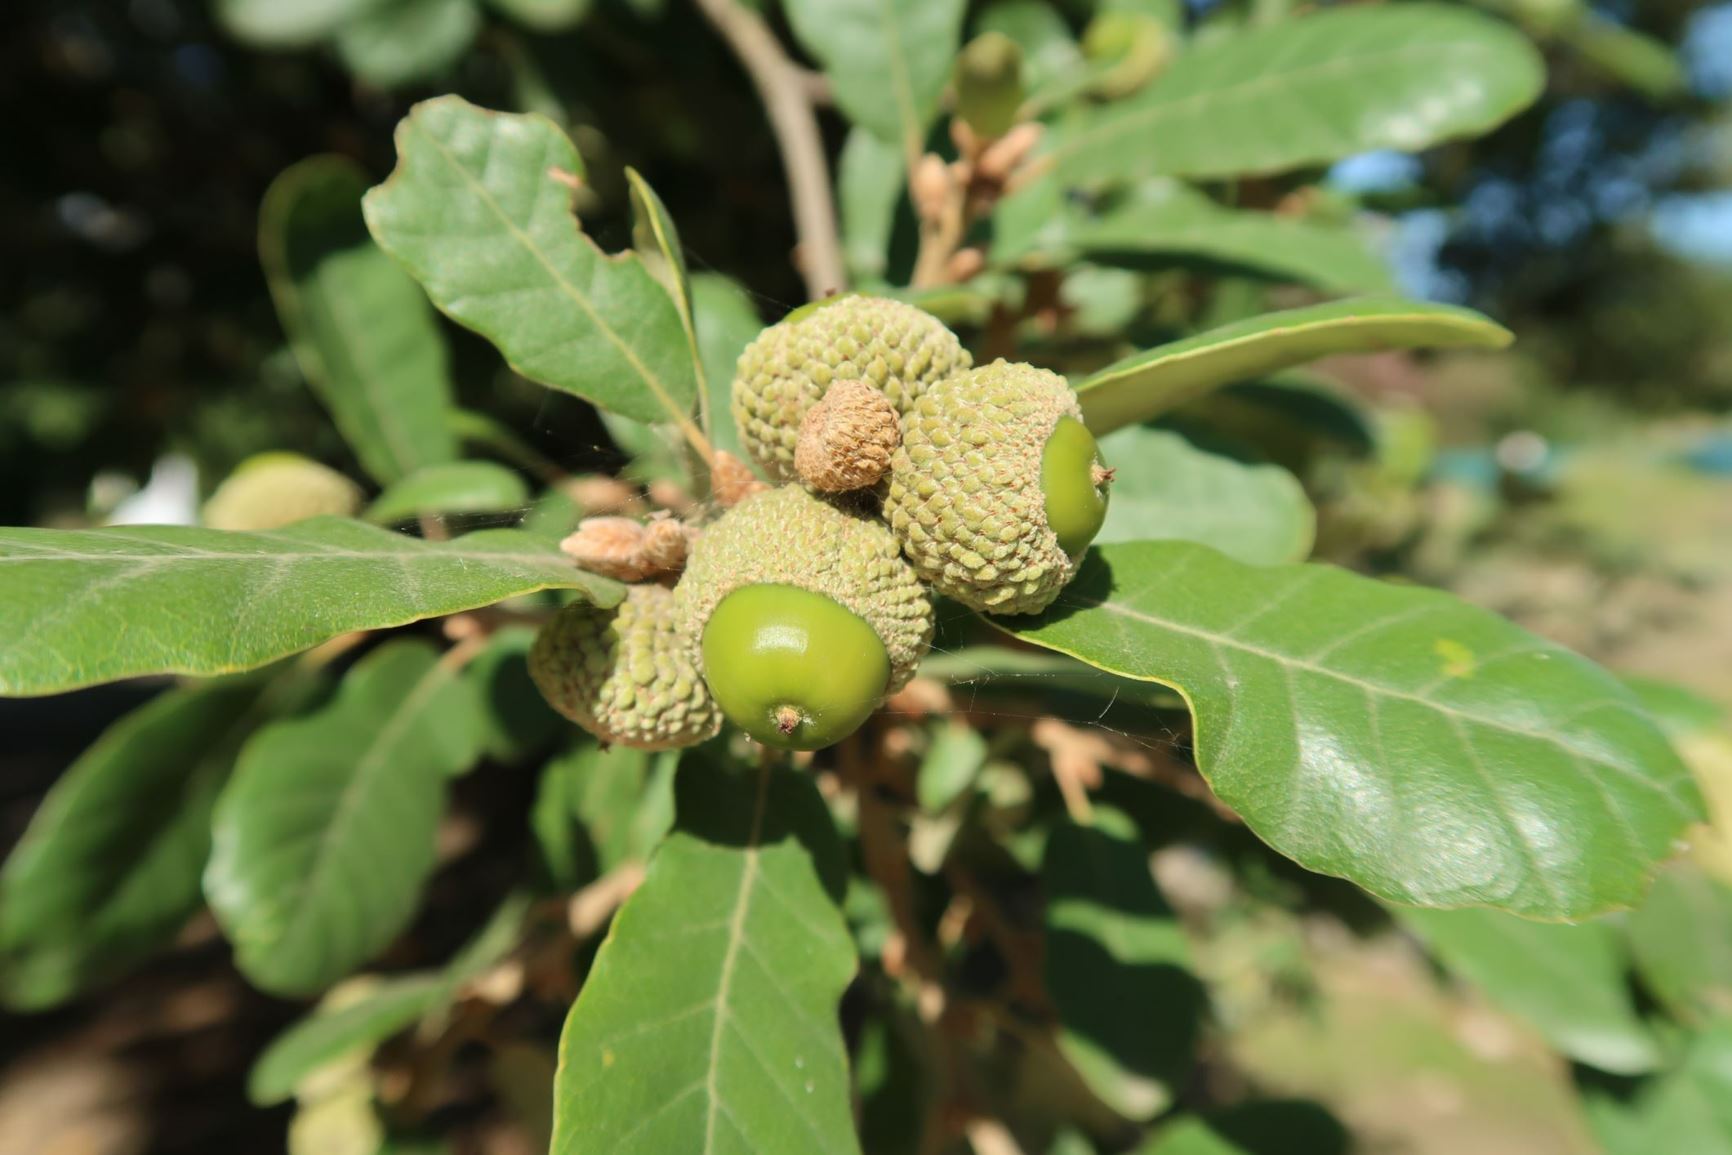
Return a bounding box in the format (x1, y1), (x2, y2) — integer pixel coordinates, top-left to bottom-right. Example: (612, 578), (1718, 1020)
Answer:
(677, 486), (933, 750)
(733, 295), (971, 483)
(202, 452), (363, 531)
(884, 360), (1111, 615)
(529, 584), (721, 751)
(955, 32), (1026, 140)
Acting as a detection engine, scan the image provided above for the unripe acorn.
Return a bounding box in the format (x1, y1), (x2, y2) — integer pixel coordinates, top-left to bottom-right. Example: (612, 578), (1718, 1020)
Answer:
(884, 360), (1111, 615)
(529, 584), (721, 751)
(677, 486), (933, 750)
(955, 32), (1026, 140)
(1082, 12), (1174, 99)
(202, 452), (363, 531)
(732, 295), (971, 484)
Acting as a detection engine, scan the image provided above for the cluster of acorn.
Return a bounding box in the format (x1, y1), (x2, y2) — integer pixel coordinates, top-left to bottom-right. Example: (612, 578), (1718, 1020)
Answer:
(528, 295), (1112, 753)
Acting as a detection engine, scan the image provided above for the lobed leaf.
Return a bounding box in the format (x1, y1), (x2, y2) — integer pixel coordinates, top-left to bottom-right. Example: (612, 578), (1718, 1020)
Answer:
(362, 97), (700, 429)
(996, 542), (1703, 920)
(205, 640), (487, 995)
(260, 156), (459, 485)
(1398, 905), (1660, 1074)
(1096, 426), (1314, 564)
(0, 518), (619, 697)
(783, 0), (967, 149)
(1075, 298), (1512, 436)
(1042, 4), (1544, 186)
(551, 760), (859, 1154)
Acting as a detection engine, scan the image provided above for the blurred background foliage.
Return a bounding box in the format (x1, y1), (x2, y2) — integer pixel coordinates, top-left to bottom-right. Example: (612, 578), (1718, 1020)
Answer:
(3, 0), (1732, 1153)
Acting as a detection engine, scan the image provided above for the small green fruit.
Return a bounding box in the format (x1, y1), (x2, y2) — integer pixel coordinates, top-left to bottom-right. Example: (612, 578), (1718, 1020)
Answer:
(529, 584), (721, 751)
(701, 584), (890, 749)
(678, 486), (933, 750)
(202, 452), (363, 531)
(733, 296), (971, 483)
(885, 361), (1111, 615)
(955, 32), (1026, 140)
(1082, 12), (1174, 99)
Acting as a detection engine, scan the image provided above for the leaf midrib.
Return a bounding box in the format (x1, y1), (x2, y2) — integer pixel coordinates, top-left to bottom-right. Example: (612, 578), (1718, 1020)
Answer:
(271, 657), (452, 966)
(702, 766), (768, 1151)
(1062, 583), (1694, 819)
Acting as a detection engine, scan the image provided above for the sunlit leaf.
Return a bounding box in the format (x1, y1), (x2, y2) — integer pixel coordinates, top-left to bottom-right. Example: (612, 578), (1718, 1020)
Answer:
(1042, 4), (1544, 185)
(1398, 905), (1660, 1074)
(206, 640), (487, 995)
(784, 0), (967, 148)
(1097, 426), (1314, 565)
(998, 542), (1703, 919)
(260, 156), (458, 485)
(1076, 299), (1512, 436)
(0, 519), (618, 697)
(551, 760), (858, 1153)
(363, 97), (700, 429)
(366, 461), (531, 523)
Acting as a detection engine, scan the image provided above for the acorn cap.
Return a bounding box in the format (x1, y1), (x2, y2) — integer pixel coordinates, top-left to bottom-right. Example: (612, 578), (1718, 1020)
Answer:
(202, 452), (363, 531)
(884, 360), (1108, 615)
(529, 583), (721, 751)
(677, 485), (934, 692)
(732, 296), (971, 483)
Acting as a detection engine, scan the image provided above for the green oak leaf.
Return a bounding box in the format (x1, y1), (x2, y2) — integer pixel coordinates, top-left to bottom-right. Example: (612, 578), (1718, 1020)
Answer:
(691, 274), (764, 462)
(1096, 426), (1314, 565)
(1398, 905), (1661, 1074)
(783, 0), (967, 150)
(551, 759), (858, 1154)
(996, 542), (1703, 920)
(205, 640), (487, 995)
(335, 0), (481, 89)
(366, 461), (532, 523)
(362, 97), (701, 432)
(1076, 298), (1512, 436)
(1043, 809), (1203, 1118)
(1074, 181), (1394, 295)
(1626, 864), (1732, 1025)
(0, 677), (268, 1010)
(0, 518), (619, 697)
(1043, 4), (1544, 186)
(260, 156), (459, 485)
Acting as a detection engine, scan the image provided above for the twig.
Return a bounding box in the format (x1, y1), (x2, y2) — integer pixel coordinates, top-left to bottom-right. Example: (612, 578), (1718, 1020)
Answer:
(964, 1118), (1028, 1155)
(693, 0), (846, 300)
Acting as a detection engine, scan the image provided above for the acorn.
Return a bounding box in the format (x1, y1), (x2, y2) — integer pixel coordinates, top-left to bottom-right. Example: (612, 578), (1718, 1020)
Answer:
(528, 584), (721, 751)
(954, 32), (1026, 140)
(202, 452), (363, 531)
(732, 295), (971, 483)
(677, 486), (933, 750)
(883, 360), (1111, 616)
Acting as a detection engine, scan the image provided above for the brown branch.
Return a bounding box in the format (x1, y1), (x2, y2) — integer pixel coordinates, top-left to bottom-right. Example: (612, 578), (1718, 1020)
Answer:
(693, 0), (846, 300)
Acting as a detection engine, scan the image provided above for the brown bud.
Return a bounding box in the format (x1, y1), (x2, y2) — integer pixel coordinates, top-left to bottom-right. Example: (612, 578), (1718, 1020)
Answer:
(560, 517), (652, 581)
(711, 449), (770, 508)
(564, 474), (644, 516)
(794, 380), (901, 492)
(977, 122), (1044, 184)
(647, 479), (695, 516)
(944, 247), (986, 283)
(638, 515), (693, 576)
(912, 154), (954, 224)
(949, 117), (982, 161)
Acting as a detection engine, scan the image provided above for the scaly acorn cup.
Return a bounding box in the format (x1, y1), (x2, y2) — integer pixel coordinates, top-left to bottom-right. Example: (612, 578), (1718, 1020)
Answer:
(884, 360), (1111, 615)
(732, 295), (972, 483)
(529, 584), (721, 751)
(677, 486), (933, 750)
(202, 452), (364, 531)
